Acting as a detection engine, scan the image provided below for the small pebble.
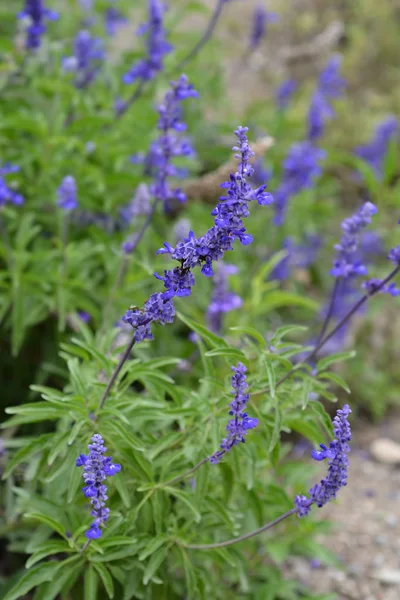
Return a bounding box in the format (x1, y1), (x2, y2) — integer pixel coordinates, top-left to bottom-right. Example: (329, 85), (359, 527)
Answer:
(370, 438), (400, 465)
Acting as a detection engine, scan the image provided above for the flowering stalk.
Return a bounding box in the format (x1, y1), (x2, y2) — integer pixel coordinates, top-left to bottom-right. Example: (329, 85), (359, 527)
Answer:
(76, 434), (121, 539)
(17, 0), (58, 51)
(97, 124), (273, 411)
(117, 0), (173, 118)
(182, 405), (351, 549)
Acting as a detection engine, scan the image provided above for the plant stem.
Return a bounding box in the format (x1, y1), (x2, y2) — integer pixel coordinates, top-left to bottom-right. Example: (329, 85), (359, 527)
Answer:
(172, 0), (226, 72)
(183, 508), (297, 549)
(58, 214), (69, 331)
(115, 80), (146, 120)
(159, 457), (210, 488)
(316, 278), (341, 346)
(97, 332), (137, 412)
(100, 197), (161, 332)
(253, 265), (400, 396)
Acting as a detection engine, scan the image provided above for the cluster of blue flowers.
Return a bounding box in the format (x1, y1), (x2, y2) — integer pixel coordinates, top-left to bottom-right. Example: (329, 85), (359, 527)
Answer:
(273, 57), (345, 226)
(122, 0), (173, 86)
(104, 3), (127, 36)
(355, 116), (398, 178)
(122, 120), (273, 341)
(62, 30), (105, 89)
(57, 176), (78, 211)
(76, 434), (121, 539)
(207, 262), (242, 333)
(18, 0), (58, 50)
(0, 163), (24, 207)
(308, 55), (346, 141)
(331, 201), (377, 278)
(210, 363), (258, 464)
(295, 404), (352, 517)
(273, 142), (326, 225)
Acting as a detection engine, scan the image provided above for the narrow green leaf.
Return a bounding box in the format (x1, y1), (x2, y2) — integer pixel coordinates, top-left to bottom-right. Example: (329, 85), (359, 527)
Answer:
(317, 350), (356, 371)
(25, 540), (72, 569)
(204, 347), (248, 362)
(163, 487), (201, 522)
(84, 565), (98, 600)
(3, 561), (61, 600)
(177, 311), (228, 349)
(24, 513), (67, 540)
(93, 563), (114, 599)
(229, 326), (266, 347)
(2, 434), (51, 479)
(139, 536), (168, 561)
(142, 546), (168, 585)
(318, 371), (351, 394)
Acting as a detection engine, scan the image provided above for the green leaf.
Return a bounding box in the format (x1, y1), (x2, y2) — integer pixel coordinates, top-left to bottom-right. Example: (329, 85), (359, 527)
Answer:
(2, 403), (65, 427)
(308, 401), (334, 438)
(3, 561), (61, 600)
(32, 557), (83, 600)
(84, 565), (98, 600)
(301, 376), (313, 409)
(24, 513), (67, 540)
(93, 563), (114, 599)
(25, 540), (72, 569)
(177, 311), (228, 349)
(262, 355), (276, 399)
(268, 404), (281, 453)
(114, 473), (132, 509)
(204, 347), (248, 363)
(90, 544), (139, 562)
(270, 325), (308, 344)
(138, 536), (168, 561)
(229, 326), (266, 346)
(318, 371), (351, 394)
(163, 487), (201, 522)
(104, 420), (145, 452)
(258, 291), (318, 314)
(2, 434), (51, 479)
(142, 546), (168, 585)
(317, 350), (356, 371)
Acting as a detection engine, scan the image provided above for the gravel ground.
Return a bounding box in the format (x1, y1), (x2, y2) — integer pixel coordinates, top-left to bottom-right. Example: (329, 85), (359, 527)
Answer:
(284, 412), (400, 600)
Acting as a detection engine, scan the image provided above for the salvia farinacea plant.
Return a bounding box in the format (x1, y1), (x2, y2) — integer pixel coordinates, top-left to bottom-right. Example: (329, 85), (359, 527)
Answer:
(0, 2), (399, 599)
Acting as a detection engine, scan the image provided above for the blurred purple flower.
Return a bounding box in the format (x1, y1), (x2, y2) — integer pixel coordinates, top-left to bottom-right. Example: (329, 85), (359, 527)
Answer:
(62, 30), (105, 88)
(354, 116), (398, 179)
(207, 263), (242, 333)
(249, 3), (279, 51)
(18, 0), (58, 50)
(0, 163), (24, 207)
(275, 79), (297, 110)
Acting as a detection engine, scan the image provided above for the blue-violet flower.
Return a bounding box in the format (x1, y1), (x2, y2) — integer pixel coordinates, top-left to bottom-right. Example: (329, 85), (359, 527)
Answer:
(76, 434), (121, 539)
(0, 163), (24, 207)
(122, 0), (172, 85)
(63, 30), (105, 89)
(295, 404), (352, 517)
(18, 0), (58, 50)
(210, 363), (258, 464)
(57, 176), (78, 210)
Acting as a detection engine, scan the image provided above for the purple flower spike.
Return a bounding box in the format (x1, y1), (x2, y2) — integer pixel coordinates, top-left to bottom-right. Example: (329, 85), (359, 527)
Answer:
(18, 0), (58, 50)
(210, 363), (258, 464)
(207, 262), (242, 334)
(122, 126), (273, 345)
(62, 30), (105, 89)
(122, 0), (173, 85)
(0, 163), (24, 207)
(275, 79), (297, 111)
(57, 176), (78, 211)
(388, 245), (400, 265)
(331, 202), (378, 279)
(295, 404), (352, 517)
(76, 434), (121, 539)
(355, 116), (398, 179)
(249, 4), (279, 51)
(308, 55), (346, 141)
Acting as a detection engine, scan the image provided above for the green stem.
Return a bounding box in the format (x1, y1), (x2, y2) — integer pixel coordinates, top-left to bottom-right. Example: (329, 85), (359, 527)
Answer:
(183, 508), (297, 549)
